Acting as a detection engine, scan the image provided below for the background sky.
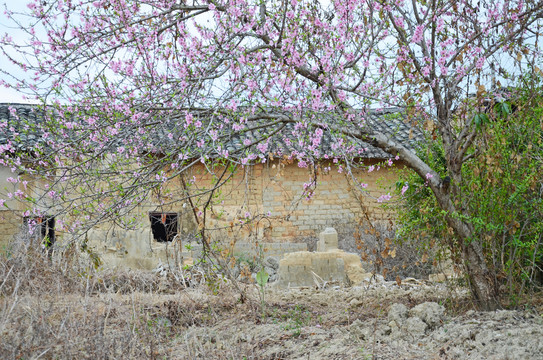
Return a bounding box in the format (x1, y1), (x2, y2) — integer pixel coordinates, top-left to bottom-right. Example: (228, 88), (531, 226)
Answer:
(0, 0), (38, 103)
(0, 0), (531, 106)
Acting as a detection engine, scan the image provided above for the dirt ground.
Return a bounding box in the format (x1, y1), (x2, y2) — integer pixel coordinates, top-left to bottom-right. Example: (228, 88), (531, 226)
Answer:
(2, 272), (543, 360)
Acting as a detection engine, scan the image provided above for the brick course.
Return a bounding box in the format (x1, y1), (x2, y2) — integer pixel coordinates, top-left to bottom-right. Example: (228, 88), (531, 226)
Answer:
(1, 157), (404, 265)
(173, 158), (402, 242)
(0, 210), (20, 252)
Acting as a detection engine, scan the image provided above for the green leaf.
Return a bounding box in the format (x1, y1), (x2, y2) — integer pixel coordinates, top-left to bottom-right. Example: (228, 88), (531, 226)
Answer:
(495, 101), (512, 117)
(256, 269), (269, 287)
(474, 113), (489, 129)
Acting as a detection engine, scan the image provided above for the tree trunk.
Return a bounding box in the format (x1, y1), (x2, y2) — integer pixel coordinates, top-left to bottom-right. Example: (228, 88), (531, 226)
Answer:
(434, 190), (500, 310)
(462, 241), (500, 310)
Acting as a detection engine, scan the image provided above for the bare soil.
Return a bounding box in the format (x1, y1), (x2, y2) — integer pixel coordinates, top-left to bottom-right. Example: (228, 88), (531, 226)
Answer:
(2, 272), (543, 360)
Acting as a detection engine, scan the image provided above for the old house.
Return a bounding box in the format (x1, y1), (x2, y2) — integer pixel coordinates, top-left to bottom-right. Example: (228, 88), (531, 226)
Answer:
(0, 103), (421, 269)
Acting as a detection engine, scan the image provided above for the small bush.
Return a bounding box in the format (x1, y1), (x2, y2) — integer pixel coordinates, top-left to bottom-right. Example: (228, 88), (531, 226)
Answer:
(395, 80), (543, 303)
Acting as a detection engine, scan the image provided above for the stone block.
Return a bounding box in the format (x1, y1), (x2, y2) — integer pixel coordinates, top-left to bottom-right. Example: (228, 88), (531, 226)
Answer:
(317, 227), (338, 252)
(279, 251), (312, 266)
(276, 249), (364, 287)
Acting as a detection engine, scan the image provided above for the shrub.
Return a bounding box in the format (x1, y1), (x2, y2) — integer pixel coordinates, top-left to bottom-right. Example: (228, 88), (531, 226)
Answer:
(396, 79), (543, 303)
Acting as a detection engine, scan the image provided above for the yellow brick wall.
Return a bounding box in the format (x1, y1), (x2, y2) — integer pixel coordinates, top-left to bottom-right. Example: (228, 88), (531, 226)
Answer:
(2, 158), (403, 250)
(0, 210), (21, 252)
(172, 159), (403, 242)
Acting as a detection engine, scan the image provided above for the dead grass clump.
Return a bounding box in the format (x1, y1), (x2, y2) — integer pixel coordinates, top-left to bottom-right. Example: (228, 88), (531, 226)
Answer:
(1, 297), (136, 359)
(93, 269), (174, 294)
(0, 235), (83, 297)
(0, 291), (181, 359)
(337, 223), (435, 280)
(0, 234), (199, 359)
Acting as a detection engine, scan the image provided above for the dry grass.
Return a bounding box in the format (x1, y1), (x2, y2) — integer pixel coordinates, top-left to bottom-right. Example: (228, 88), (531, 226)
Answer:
(3, 235), (524, 359)
(0, 236), (222, 359)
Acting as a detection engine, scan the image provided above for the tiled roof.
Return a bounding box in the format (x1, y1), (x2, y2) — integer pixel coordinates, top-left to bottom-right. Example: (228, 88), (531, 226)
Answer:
(0, 104), (424, 159)
(0, 103), (47, 151)
(220, 108), (423, 159)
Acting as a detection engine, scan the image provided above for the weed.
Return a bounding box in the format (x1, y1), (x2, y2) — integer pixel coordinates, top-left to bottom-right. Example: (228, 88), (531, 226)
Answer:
(282, 305), (312, 337)
(359, 346), (374, 360)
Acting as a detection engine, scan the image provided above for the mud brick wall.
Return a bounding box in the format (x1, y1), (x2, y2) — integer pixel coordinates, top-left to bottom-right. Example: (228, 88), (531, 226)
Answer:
(0, 210), (20, 252)
(0, 158), (403, 267)
(87, 157), (401, 244)
(179, 158), (402, 242)
(181, 242), (308, 261)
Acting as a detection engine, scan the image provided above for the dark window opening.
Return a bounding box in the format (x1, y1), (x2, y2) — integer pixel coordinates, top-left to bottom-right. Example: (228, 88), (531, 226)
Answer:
(149, 212), (178, 242)
(23, 216), (55, 248)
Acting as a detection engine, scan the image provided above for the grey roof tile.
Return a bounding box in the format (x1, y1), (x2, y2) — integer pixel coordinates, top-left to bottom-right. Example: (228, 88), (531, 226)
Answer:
(0, 104), (424, 159)
(0, 103), (46, 151)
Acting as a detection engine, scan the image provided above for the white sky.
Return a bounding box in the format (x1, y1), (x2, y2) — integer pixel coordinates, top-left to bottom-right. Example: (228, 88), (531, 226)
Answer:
(0, 0), (534, 106)
(0, 0), (39, 103)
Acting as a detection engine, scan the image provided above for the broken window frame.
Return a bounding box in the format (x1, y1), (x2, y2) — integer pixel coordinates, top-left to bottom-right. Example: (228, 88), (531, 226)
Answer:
(148, 212), (179, 243)
(23, 215), (55, 249)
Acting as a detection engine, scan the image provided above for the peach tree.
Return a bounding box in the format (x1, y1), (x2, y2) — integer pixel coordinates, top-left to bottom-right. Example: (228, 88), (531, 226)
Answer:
(1, 0), (543, 309)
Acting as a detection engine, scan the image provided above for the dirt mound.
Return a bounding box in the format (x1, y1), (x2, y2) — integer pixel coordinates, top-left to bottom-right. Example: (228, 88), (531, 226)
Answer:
(173, 285), (543, 359)
(2, 263), (543, 359)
